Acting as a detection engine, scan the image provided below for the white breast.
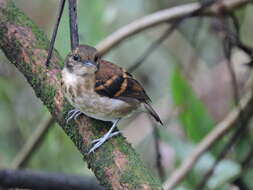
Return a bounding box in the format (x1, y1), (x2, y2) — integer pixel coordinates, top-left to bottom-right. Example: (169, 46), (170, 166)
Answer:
(62, 68), (78, 84)
(62, 68), (139, 121)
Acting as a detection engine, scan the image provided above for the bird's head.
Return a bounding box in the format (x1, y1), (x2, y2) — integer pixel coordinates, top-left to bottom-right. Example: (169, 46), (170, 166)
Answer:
(64, 45), (100, 76)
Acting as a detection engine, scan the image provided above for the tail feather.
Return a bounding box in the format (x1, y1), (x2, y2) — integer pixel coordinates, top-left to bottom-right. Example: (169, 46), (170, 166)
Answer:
(144, 103), (163, 125)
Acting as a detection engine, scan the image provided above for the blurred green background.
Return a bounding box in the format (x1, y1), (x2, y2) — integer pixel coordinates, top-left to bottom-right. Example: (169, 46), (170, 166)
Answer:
(0, 0), (253, 189)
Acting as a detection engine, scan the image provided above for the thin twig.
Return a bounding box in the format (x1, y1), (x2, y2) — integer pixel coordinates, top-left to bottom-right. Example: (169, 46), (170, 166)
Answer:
(68, 0), (79, 50)
(11, 117), (55, 169)
(129, 1), (217, 181)
(163, 91), (253, 190)
(45, 0), (66, 67)
(127, 0), (219, 73)
(229, 13), (253, 64)
(195, 15), (245, 189)
(232, 142), (253, 190)
(96, 0), (250, 56)
(233, 179), (251, 190)
(164, 7), (253, 189)
(183, 18), (204, 78)
(152, 123), (166, 182)
(128, 21), (180, 73)
(196, 121), (249, 190)
(226, 55), (240, 104)
(240, 145), (253, 170)
(0, 169), (104, 190)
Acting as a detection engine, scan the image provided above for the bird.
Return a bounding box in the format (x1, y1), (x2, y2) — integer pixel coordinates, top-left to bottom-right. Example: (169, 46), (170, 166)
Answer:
(61, 45), (163, 154)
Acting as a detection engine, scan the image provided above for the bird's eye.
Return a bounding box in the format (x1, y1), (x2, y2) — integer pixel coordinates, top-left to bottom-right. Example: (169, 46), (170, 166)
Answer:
(73, 54), (81, 61)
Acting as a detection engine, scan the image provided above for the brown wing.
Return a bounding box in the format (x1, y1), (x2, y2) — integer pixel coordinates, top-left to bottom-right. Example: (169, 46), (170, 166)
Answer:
(95, 59), (163, 125)
(95, 59), (149, 102)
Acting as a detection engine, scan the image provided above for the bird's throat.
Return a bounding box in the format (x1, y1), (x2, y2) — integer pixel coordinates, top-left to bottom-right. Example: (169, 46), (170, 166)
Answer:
(62, 68), (96, 93)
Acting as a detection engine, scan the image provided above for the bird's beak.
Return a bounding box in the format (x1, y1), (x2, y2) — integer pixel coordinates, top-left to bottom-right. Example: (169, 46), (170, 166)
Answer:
(83, 61), (95, 67)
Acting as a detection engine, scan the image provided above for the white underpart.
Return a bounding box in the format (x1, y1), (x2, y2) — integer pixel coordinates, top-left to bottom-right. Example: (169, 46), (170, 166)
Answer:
(63, 68), (79, 84)
(62, 68), (138, 122)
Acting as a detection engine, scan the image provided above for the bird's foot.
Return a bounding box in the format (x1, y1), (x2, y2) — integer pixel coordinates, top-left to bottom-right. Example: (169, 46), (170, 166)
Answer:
(88, 131), (121, 154)
(66, 109), (82, 123)
(91, 131), (121, 144)
(88, 119), (121, 154)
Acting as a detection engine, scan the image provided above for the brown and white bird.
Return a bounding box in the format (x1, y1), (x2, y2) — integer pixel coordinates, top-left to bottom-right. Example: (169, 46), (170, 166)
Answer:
(61, 45), (162, 153)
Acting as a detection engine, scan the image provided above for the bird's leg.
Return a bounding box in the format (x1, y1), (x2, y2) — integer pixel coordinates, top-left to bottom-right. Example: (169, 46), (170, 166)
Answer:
(91, 131), (121, 144)
(66, 108), (82, 123)
(88, 119), (120, 154)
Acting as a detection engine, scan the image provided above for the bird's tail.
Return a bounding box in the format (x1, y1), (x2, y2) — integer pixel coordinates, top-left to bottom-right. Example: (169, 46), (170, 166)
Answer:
(144, 103), (163, 125)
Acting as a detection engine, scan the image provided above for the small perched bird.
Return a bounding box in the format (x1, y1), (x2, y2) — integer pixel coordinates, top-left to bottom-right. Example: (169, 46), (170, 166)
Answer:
(61, 45), (162, 153)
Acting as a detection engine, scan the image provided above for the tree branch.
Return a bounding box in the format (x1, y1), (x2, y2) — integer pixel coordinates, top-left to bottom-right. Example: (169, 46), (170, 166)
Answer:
(163, 91), (253, 190)
(152, 123), (165, 182)
(0, 169), (103, 190)
(127, 22), (179, 73)
(0, 1), (163, 189)
(195, 15), (246, 189)
(96, 0), (250, 56)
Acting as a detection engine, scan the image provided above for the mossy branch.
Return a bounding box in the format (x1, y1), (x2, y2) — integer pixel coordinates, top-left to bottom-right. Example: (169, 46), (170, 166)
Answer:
(0, 0), (163, 189)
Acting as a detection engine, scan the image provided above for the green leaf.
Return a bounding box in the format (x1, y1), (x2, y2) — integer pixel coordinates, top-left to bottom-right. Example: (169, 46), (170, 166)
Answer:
(170, 66), (214, 142)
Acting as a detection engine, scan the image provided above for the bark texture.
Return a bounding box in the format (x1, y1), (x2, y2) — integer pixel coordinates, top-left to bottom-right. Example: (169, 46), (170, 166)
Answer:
(0, 0), (163, 189)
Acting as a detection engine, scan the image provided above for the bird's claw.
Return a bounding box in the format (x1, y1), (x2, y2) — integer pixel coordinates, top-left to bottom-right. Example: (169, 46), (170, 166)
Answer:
(88, 131), (121, 154)
(66, 109), (82, 123)
(91, 131), (121, 144)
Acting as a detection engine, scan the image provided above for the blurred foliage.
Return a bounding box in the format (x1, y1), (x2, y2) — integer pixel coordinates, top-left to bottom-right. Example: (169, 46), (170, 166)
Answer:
(28, 122), (88, 174)
(171, 66), (214, 142)
(0, 0), (253, 189)
(159, 128), (241, 189)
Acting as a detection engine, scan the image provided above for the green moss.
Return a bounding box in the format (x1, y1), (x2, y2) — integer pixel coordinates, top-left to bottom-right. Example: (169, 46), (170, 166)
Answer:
(56, 71), (62, 80)
(66, 124), (84, 150)
(118, 142), (162, 189)
(43, 86), (56, 108)
(0, 17), (7, 35)
(44, 85), (56, 99)
(60, 102), (85, 151)
(121, 171), (141, 188)
(4, 1), (49, 49)
(62, 102), (73, 117)
(121, 168), (162, 189)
